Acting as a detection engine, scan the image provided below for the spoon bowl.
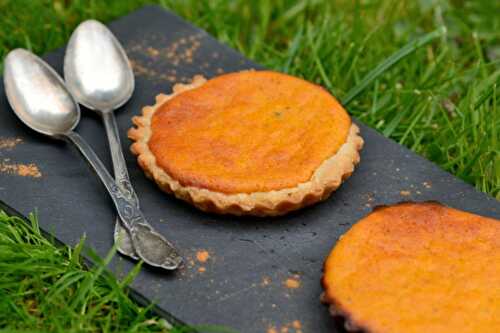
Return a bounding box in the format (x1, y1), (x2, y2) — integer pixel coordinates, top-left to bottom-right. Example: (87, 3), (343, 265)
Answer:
(64, 20), (134, 112)
(4, 49), (80, 137)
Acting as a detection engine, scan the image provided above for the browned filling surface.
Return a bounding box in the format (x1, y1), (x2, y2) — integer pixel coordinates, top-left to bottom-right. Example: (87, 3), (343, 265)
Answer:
(149, 71), (351, 194)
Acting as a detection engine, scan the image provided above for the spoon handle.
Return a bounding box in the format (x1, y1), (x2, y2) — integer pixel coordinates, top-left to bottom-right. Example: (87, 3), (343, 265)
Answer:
(102, 112), (139, 202)
(102, 112), (140, 260)
(65, 131), (182, 269)
(65, 131), (143, 231)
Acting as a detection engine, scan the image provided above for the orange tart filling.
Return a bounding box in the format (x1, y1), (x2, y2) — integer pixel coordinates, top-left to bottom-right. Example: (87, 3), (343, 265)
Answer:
(148, 71), (351, 194)
(322, 202), (500, 333)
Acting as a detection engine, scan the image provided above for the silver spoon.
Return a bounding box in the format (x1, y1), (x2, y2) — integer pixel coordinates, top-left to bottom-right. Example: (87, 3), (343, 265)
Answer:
(3, 49), (182, 270)
(63, 19), (140, 260)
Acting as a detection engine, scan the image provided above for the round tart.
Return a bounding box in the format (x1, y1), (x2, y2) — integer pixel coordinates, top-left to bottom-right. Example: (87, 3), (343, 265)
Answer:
(322, 202), (500, 333)
(128, 71), (363, 216)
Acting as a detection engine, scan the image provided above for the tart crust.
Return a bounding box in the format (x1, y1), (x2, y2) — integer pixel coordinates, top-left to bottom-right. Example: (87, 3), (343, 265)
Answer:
(128, 74), (363, 216)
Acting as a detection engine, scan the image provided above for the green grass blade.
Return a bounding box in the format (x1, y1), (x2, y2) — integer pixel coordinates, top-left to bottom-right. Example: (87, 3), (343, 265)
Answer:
(342, 26), (447, 105)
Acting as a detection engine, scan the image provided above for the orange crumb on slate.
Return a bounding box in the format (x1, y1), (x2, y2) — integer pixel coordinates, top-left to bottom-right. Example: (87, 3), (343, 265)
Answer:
(285, 277), (300, 289)
(0, 161), (41, 178)
(269, 321), (303, 333)
(198, 267), (206, 273)
(196, 250), (210, 263)
(400, 190), (411, 196)
(146, 47), (159, 57)
(261, 276), (271, 286)
(0, 137), (22, 150)
(126, 33), (204, 83)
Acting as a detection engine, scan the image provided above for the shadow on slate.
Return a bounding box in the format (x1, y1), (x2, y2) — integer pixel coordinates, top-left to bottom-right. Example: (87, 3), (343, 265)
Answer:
(0, 5), (498, 333)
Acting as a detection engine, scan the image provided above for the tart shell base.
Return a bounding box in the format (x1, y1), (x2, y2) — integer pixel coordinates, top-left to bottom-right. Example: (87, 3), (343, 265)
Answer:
(128, 75), (364, 216)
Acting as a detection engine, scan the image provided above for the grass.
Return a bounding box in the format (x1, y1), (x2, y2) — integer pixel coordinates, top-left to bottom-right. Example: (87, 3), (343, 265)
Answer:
(0, 0), (499, 332)
(0, 210), (179, 333)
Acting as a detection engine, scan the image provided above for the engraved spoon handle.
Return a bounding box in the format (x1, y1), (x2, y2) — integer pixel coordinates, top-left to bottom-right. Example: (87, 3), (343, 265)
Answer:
(102, 111), (139, 260)
(101, 112), (138, 202)
(65, 131), (144, 230)
(65, 131), (182, 270)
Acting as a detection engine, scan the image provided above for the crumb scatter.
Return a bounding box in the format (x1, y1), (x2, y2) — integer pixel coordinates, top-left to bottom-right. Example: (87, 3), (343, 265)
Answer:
(400, 190), (411, 196)
(284, 276), (301, 289)
(261, 276), (271, 286)
(196, 250), (210, 263)
(181, 249), (213, 276)
(126, 32), (205, 83)
(146, 47), (159, 57)
(0, 160), (41, 178)
(0, 137), (22, 150)
(268, 320), (303, 333)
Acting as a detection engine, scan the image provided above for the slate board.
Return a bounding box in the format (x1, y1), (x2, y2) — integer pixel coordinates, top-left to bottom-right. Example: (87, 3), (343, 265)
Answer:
(0, 5), (498, 333)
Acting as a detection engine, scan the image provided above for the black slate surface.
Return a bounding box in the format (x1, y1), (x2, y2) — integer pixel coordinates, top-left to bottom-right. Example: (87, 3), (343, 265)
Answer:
(0, 6), (498, 333)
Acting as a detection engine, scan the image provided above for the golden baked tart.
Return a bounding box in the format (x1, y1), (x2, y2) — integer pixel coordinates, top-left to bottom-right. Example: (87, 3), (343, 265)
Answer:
(322, 202), (500, 333)
(128, 70), (363, 216)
